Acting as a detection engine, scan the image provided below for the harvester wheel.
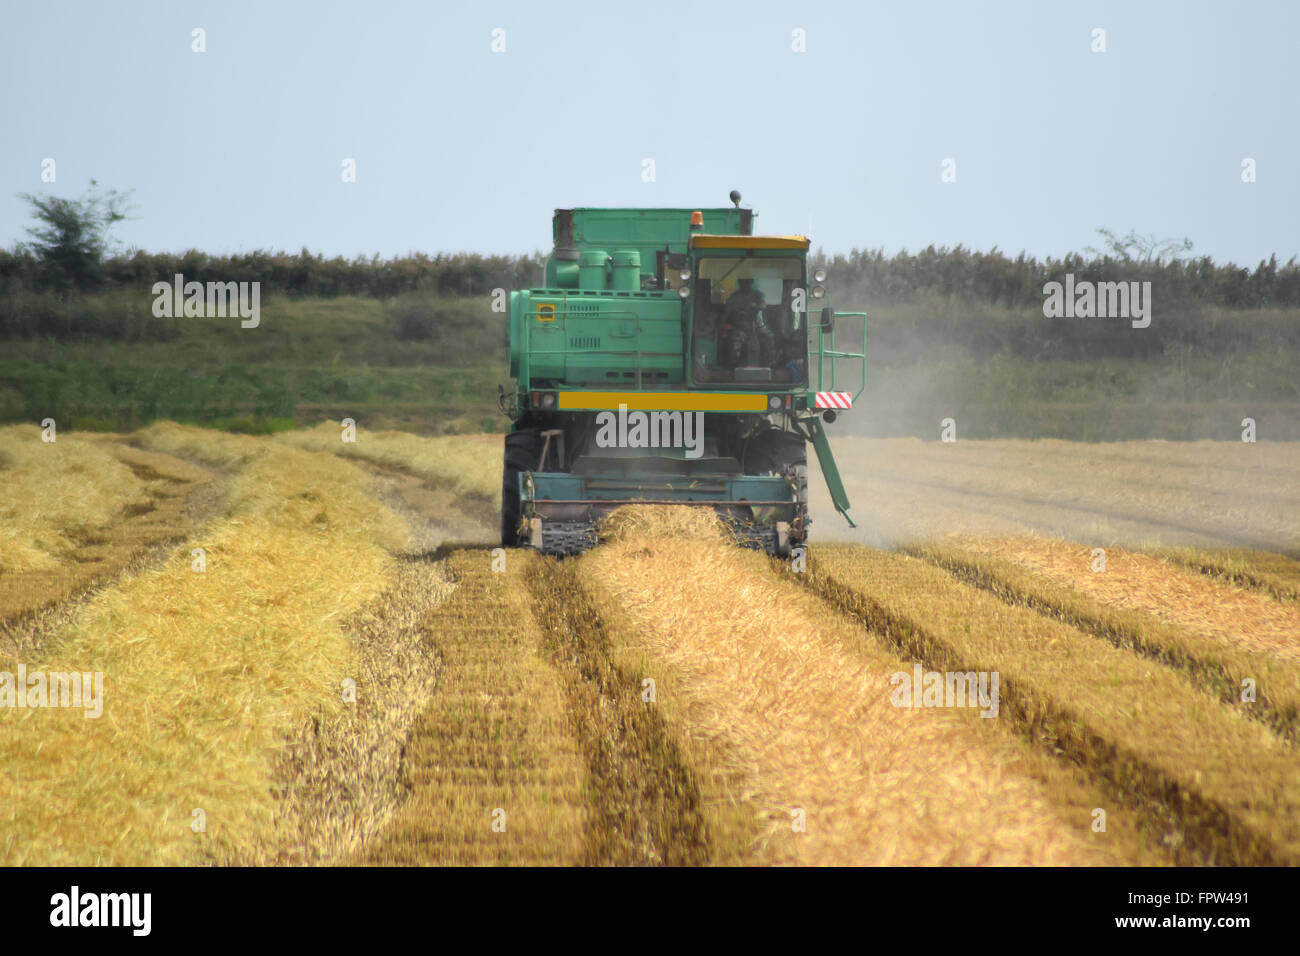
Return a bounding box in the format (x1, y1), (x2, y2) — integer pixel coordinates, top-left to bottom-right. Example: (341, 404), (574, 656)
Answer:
(501, 428), (543, 547)
(744, 428), (808, 503)
(742, 428), (809, 554)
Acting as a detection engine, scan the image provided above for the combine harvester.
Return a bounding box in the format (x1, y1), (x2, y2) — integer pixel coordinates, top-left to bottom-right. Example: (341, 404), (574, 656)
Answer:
(499, 192), (865, 556)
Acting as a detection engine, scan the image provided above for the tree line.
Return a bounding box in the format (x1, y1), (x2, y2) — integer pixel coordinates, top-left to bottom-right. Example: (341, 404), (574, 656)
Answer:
(5, 183), (1298, 320)
(0, 247), (545, 299)
(816, 244), (1300, 311)
(4, 243), (1298, 310)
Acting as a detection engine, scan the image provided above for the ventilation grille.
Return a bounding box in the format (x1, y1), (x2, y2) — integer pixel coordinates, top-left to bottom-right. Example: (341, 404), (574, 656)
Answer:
(604, 370), (669, 380)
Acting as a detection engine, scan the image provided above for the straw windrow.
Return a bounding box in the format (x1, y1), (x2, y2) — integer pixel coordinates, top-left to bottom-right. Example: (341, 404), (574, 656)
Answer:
(580, 506), (1126, 866)
(1, 427), (407, 865)
(801, 544), (1300, 865)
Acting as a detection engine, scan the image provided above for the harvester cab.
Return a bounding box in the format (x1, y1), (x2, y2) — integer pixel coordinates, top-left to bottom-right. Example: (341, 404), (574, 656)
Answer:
(499, 192), (865, 556)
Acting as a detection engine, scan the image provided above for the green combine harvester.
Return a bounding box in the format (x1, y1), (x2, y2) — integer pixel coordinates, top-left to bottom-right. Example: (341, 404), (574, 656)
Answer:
(499, 191), (865, 556)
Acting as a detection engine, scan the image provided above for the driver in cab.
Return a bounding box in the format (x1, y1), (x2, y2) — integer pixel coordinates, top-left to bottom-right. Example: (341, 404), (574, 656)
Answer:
(722, 277), (775, 367)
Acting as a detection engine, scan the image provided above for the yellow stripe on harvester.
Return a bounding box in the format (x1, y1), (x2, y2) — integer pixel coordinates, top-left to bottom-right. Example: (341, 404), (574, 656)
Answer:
(557, 391), (769, 412)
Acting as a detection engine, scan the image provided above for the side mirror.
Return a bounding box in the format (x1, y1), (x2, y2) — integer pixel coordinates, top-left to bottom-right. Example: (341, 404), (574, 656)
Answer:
(818, 305), (835, 332)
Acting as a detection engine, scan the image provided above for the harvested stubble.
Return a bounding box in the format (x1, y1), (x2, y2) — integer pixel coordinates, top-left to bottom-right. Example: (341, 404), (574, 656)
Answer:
(357, 548), (587, 866)
(1147, 546), (1300, 604)
(525, 558), (713, 865)
(806, 544), (1300, 865)
(1, 427), (408, 865)
(227, 558), (452, 865)
(941, 536), (1300, 665)
(366, 467), (496, 551)
(825, 437), (1300, 551)
(581, 506), (1122, 866)
(870, 438), (1300, 507)
(817, 458), (1195, 551)
(912, 538), (1300, 745)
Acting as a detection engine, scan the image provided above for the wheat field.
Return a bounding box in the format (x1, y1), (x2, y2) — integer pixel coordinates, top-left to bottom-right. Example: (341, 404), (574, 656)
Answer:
(2, 424), (1298, 866)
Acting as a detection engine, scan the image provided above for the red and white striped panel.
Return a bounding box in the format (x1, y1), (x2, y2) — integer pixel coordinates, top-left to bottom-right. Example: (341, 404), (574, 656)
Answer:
(814, 391), (853, 409)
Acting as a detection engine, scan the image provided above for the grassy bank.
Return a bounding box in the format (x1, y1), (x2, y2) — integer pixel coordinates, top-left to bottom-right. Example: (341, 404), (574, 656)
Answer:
(0, 294), (506, 434)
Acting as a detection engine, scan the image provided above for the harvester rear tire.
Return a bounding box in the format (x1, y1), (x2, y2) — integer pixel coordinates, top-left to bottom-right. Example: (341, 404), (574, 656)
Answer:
(501, 428), (543, 547)
(743, 428), (808, 502)
(742, 428), (809, 555)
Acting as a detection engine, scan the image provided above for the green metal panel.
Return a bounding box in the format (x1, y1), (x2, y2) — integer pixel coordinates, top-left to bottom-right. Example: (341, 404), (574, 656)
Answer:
(552, 261), (579, 288)
(578, 250), (608, 290)
(524, 471), (796, 515)
(546, 207), (752, 287)
(610, 250), (641, 291)
(504, 203), (862, 542)
(511, 289), (685, 387)
(564, 207), (751, 244)
(796, 414), (855, 527)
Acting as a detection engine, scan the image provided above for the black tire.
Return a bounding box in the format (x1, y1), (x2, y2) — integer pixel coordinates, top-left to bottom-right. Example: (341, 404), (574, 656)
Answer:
(743, 428), (808, 502)
(743, 428), (809, 554)
(501, 428), (542, 547)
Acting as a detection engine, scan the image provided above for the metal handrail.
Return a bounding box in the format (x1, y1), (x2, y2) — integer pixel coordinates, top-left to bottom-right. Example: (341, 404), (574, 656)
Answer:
(814, 312), (867, 400)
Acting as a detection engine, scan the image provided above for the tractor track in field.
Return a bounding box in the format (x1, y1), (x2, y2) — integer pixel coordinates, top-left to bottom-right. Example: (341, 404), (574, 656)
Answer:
(351, 548), (590, 866)
(348, 546), (708, 866)
(349, 458), (498, 553)
(326, 462), (709, 864)
(785, 546), (1294, 866)
(525, 559), (713, 865)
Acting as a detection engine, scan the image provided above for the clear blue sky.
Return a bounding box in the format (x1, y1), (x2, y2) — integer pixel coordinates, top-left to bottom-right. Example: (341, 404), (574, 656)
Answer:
(2, 0), (1295, 265)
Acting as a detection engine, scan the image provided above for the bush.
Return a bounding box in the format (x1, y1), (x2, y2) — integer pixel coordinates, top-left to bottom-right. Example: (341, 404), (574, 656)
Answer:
(0, 289), (178, 341)
(384, 294), (505, 362)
